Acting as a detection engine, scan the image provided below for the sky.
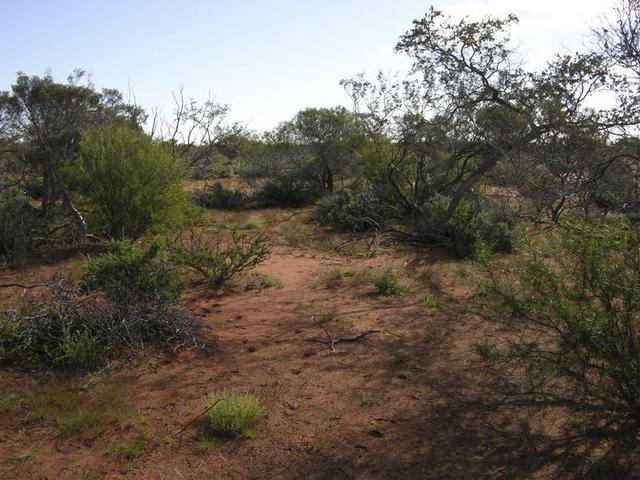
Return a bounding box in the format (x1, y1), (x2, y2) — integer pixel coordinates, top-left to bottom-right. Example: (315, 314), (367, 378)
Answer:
(0, 0), (617, 132)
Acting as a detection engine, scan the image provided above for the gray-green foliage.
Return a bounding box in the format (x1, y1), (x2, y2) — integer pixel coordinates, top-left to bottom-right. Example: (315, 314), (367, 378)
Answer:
(317, 181), (389, 232)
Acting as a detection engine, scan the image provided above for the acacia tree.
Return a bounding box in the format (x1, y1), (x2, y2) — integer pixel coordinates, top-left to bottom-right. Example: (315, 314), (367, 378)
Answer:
(344, 8), (626, 229)
(254, 106), (365, 193)
(0, 70), (144, 238)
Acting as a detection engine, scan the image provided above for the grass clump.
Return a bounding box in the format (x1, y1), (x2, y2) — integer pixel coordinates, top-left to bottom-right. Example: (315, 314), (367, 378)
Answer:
(245, 272), (282, 291)
(421, 294), (438, 308)
(113, 431), (152, 460)
(7, 449), (35, 464)
(243, 219), (261, 230)
(321, 268), (352, 288)
(373, 270), (407, 296)
(206, 390), (266, 438)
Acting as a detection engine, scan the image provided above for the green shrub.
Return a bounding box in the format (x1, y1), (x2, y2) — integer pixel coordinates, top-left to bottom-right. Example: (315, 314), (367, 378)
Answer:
(255, 181), (324, 208)
(374, 270), (407, 296)
(169, 227), (271, 288)
(0, 188), (41, 266)
(415, 194), (519, 257)
(53, 328), (105, 369)
(66, 123), (190, 238)
(1, 243), (195, 369)
(193, 182), (247, 210)
(82, 240), (183, 303)
(207, 391), (266, 437)
(478, 219), (640, 448)
(317, 181), (389, 232)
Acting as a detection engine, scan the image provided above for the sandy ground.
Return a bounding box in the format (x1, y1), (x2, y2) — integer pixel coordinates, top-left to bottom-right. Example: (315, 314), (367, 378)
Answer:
(0, 212), (597, 479)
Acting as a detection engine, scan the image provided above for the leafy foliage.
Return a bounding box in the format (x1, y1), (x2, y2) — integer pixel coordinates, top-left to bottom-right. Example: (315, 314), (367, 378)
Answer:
(67, 123), (189, 238)
(414, 195), (520, 256)
(374, 270), (407, 296)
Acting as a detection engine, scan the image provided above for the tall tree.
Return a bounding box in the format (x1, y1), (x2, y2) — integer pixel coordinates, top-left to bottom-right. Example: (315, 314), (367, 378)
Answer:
(0, 70), (144, 238)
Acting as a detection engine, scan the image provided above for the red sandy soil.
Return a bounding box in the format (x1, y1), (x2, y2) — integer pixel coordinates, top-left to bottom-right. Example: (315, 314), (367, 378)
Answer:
(0, 217), (596, 479)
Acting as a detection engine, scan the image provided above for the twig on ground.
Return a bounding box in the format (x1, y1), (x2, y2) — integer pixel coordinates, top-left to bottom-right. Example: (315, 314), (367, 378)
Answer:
(306, 316), (380, 353)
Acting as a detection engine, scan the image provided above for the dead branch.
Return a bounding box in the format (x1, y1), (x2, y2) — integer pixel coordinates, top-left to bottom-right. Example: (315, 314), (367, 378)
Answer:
(306, 317), (380, 352)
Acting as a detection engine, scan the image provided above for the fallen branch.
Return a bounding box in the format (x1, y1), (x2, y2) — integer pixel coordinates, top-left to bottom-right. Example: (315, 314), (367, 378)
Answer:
(0, 282), (46, 290)
(306, 317), (380, 353)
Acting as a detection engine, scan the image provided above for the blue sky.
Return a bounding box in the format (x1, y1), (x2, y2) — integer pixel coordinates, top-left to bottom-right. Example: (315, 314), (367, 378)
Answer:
(1, 0), (614, 132)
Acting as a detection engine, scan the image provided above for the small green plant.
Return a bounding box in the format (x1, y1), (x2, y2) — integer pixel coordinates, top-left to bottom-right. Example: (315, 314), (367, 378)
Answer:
(307, 438), (328, 453)
(423, 326), (443, 344)
(472, 342), (502, 362)
(374, 270), (407, 296)
(358, 390), (382, 406)
(8, 449), (35, 464)
(206, 391), (266, 437)
(80, 468), (103, 480)
(114, 431), (151, 460)
(421, 294), (438, 308)
(323, 268), (349, 288)
(245, 272), (282, 291)
(195, 435), (220, 453)
(58, 409), (104, 437)
(53, 328), (105, 369)
(243, 219), (261, 230)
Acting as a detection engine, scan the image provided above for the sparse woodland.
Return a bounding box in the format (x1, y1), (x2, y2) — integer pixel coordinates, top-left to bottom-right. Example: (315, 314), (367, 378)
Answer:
(2, 2), (640, 478)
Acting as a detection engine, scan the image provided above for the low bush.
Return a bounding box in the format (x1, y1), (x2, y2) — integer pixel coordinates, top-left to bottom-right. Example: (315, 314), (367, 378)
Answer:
(169, 226), (271, 288)
(374, 270), (406, 296)
(317, 181), (389, 232)
(255, 181), (324, 208)
(0, 188), (41, 266)
(0, 284), (196, 369)
(207, 391), (266, 437)
(414, 195), (520, 257)
(82, 240), (183, 303)
(1, 241), (197, 369)
(478, 219), (640, 451)
(193, 182), (247, 210)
